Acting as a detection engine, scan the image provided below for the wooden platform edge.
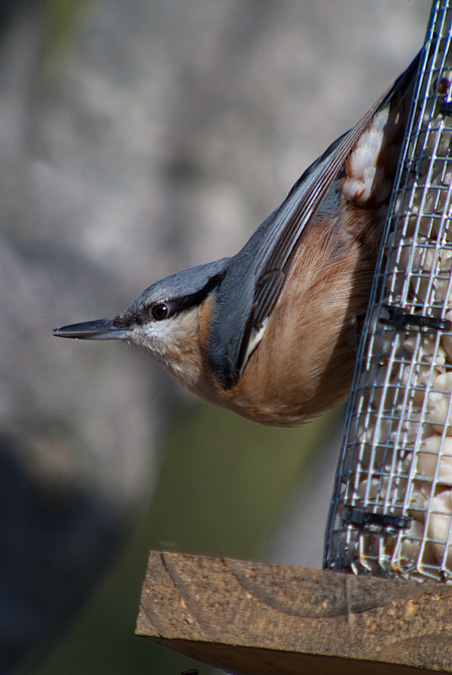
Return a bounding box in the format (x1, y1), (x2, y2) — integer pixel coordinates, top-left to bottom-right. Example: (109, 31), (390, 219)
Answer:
(136, 551), (452, 675)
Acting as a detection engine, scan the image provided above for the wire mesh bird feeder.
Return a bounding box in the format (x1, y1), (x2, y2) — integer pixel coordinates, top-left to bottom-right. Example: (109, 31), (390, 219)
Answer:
(323, 2), (452, 582)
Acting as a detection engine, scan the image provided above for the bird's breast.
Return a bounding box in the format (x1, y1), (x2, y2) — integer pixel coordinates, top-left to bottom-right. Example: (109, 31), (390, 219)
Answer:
(193, 207), (382, 426)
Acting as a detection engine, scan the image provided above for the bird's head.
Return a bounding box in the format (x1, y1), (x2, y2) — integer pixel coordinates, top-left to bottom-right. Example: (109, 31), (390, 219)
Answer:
(54, 259), (228, 388)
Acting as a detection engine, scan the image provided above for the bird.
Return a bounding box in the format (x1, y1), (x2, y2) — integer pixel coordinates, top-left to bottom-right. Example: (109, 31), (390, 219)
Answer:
(54, 52), (421, 427)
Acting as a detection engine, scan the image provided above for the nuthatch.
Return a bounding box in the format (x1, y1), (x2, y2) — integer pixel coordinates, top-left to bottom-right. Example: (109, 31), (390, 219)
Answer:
(54, 53), (420, 426)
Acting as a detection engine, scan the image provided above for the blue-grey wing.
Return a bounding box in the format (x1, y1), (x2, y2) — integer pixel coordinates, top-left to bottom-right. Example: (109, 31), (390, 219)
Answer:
(208, 52), (421, 388)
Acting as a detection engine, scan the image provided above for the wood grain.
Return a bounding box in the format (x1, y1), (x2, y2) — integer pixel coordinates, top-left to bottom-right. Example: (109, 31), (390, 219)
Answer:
(136, 551), (452, 674)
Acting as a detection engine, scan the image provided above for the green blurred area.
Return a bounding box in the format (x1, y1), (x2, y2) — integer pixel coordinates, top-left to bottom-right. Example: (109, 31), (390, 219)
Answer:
(19, 403), (338, 675)
(43, 0), (90, 48)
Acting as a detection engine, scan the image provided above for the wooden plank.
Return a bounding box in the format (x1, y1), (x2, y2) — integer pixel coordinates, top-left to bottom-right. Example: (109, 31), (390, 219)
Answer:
(136, 551), (452, 674)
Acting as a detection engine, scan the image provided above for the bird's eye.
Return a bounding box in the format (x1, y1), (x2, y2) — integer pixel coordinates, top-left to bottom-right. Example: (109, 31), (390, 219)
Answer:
(151, 303), (170, 321)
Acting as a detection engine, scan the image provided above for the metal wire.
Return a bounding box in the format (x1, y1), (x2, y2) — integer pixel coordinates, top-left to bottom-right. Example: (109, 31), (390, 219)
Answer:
(323, 1), (452, 582)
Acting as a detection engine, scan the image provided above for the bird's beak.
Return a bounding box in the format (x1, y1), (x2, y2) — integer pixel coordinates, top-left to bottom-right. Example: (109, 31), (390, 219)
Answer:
(53, 318), (130, 341)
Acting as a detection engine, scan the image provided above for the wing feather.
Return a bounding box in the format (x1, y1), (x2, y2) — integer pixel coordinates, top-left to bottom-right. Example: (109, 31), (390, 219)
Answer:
(208, 52), (421, 387)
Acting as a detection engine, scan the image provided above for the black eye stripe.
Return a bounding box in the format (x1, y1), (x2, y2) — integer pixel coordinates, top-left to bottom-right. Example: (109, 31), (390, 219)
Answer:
(172, 272), (224, 314)
(146, 273), (225, 321)
(113, 271), (225, 330)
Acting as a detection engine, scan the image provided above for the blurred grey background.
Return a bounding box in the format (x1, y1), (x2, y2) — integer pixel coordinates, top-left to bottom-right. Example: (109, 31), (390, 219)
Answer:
(0, 1), (428, 673)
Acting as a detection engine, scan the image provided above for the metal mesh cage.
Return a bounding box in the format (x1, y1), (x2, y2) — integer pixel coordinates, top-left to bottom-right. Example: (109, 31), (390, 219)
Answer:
(323, 3), (452, 582)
